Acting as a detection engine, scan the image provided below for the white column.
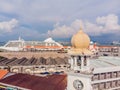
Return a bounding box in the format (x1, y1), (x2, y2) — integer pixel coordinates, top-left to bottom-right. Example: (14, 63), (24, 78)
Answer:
(73, 57), (76, 70)
(74, 57), (77, 66)
(81, 56), (84, 69)
(68, 58), (71, 65)
(70, 57), (74, 70)
(74, 56), (79, 70)
(86, 56), (91, 72)
(87, 57), (90, 67)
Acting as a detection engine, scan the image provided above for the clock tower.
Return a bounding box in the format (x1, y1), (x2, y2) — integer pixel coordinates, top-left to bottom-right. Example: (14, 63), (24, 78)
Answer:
(67, 26), (93, 90)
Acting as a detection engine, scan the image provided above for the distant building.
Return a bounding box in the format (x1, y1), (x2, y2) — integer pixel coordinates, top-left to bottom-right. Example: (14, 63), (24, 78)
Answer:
(98, 45), (120, 57)
(89, 42), (99, 57)
(0, 37), (65, 52)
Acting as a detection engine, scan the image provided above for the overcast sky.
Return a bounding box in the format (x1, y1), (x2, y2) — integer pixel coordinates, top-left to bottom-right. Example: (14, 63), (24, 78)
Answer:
(0, 0), (120, 43)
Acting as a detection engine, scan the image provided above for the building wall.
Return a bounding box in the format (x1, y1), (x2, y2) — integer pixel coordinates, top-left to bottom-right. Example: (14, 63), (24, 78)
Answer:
(98, 46), (120, 57)
(67, 73), (92, 90)
(91, 70), (120, 90)
(0, 65), (70, 74)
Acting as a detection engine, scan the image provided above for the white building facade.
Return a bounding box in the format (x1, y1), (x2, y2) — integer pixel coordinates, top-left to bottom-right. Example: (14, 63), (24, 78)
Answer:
(67, 27), (120, 90)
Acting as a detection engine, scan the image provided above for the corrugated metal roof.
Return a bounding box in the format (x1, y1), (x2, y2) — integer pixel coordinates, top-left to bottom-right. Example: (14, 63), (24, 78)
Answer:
(0, 57), (68, 66)
(90, 56), (120, 68)
(0, 73), (67, 90)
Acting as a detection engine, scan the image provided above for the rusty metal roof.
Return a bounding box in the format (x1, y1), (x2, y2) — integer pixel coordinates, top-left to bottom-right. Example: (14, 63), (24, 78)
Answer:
(0, 73), (67, 90)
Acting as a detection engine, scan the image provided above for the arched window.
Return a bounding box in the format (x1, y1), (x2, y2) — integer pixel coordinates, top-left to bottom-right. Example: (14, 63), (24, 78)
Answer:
(77, 56), (81, 66)
(84, 56), (87, 66)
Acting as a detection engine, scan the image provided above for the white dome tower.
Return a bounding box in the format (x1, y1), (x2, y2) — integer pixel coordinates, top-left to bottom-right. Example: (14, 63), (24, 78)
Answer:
(67, 25), (93, 90)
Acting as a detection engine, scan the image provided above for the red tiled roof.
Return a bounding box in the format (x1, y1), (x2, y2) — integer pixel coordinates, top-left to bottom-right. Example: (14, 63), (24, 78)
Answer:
(0, 73), (67, 90)
(63, 46), (70, 48)
(0, 69), (8, 79)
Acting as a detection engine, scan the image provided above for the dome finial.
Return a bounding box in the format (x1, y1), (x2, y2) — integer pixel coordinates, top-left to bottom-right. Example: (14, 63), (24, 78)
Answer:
(79, 23), (83, 32)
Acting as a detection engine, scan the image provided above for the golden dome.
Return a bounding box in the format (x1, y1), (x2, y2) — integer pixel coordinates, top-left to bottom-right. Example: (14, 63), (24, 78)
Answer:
(71, 28), (90, 49)
(68, 26), (92, 55)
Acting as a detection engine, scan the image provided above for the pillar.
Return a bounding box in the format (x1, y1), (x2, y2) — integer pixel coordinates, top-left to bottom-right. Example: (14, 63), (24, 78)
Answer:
(70, 57), (74, 70)
(81, 56), (84, 69)
(74, 57), (77, 66)
(87, 57), (90, 67)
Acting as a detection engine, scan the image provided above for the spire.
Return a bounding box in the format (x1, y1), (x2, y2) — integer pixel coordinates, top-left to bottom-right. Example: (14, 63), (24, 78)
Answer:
(80, 23), (83, 31)
(78, 23), (83, 33)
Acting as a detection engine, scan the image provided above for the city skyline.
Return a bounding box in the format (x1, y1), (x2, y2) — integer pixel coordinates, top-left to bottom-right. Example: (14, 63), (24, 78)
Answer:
(0, 0), (120, 43)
